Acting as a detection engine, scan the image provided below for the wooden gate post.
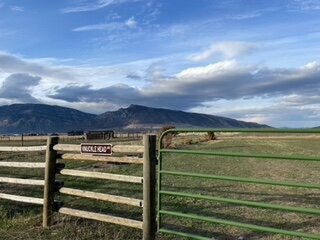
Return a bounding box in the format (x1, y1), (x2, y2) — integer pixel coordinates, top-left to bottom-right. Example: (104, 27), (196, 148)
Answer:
(43, 136), (59, 228)
(143, 135), (157, 240)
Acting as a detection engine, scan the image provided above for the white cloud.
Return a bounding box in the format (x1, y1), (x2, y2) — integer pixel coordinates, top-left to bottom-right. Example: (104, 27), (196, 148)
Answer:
(176, 60), (241, 79)
(62, 0), (141, 13)
(276, 94), (320, 108)
(41, 98), (120, 114)
(301, 61), (320, 70)
(292, 0), (320, 11)
(238, 115), (270, 125)
(157, 24), (189, 37)
(1, 51), (320, 127)
(10, 5), (24, 12)
(0, 52), (77, 81)
(0, 73), (41, 102)
(144, 62), (167, 82)
(73, 17), (138, 32)
(50, 60), (320, 113)
(189, 42), (260, 62)
(73, 22), (123, 32)
(230, 12), (262, 20)
(0, 51), (156, 100)
(228, 8), (278, 20)
(125, 16), (137, 29)
(191, 94), (320, 128)
(216, 101), (320, 128)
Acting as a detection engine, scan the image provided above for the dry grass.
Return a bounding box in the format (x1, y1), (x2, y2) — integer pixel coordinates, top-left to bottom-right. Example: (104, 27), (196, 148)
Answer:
(159, 135), (320, 239)
(0, 134), (319, 239)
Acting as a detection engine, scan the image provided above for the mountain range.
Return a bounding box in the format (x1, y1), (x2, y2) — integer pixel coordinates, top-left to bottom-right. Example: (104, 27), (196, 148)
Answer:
(0, 104), (270, 134)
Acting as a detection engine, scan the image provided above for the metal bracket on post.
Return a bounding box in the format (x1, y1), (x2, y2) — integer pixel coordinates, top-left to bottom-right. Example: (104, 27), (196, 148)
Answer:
(55, 162), (65, 174)
(53, 200), (64, 211)
(54, 180), (64, 192)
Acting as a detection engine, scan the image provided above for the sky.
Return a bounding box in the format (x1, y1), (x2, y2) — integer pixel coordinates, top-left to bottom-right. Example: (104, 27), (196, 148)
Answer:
(0, 0), (320, 128)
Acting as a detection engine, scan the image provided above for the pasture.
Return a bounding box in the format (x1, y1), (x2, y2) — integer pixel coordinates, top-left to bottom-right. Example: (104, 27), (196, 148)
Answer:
(0, 131), (320, 239)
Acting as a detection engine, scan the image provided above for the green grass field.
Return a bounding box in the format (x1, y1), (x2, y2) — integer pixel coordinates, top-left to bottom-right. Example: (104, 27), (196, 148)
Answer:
(159, 133), (320, 239)
(0, 133), (320, 239)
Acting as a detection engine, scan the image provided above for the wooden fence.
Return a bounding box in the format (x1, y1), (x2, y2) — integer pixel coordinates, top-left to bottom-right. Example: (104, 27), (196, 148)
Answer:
(0, 145), (47, 205)
(0, 135), (157, 240)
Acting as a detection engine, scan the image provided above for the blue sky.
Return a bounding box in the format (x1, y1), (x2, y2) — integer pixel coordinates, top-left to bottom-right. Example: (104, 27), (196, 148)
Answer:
(0, 0), (320, 127)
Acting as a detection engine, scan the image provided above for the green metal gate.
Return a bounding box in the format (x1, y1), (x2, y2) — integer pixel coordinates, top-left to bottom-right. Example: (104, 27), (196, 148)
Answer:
(158, 129), (320, 239)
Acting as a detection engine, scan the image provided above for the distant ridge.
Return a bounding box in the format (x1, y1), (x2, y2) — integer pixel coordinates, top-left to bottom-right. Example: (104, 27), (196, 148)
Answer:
(96, 104), (270, 129)
(0, 103), (270, 134)
(0, 104), (95, 134)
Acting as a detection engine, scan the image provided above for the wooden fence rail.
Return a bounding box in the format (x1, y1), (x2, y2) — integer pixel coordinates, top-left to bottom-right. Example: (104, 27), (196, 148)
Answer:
(58, 207), (143, 229)
(59, 169), (143, 183)
(0, 162), (45, 168)
(0, 177), (44, 186)
(0, 145), (47, 152)
(0, 135), (157, 240)
(59, 187), (143, 207)
(0, 143), (48, 211)
(61, 153), (143, 164)
(0, 193), (43, 205)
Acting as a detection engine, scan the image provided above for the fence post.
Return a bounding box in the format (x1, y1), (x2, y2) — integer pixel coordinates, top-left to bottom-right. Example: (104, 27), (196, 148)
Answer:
(143, 135), (157, 240)
(43, 136), (59, 228)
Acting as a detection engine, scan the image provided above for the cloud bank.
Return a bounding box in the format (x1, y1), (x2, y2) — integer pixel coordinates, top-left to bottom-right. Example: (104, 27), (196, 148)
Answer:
(50, 60), (320, 110)
(189, 42), (260, 62)
(0, 73), (41, 102)
(0, 50), (319, 127)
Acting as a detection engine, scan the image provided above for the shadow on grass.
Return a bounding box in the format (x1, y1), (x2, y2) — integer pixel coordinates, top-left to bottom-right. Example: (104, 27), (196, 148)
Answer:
(160, 198), (320, 238)
(162, 183), (320, 207)
(0, 201), (42, 220)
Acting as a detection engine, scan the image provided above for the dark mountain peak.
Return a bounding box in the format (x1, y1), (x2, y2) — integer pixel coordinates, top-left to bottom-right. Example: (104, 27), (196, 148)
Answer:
(1, 103), (95, 114)
(128, 104), (144, 109)
(127, 104), (183, 113)
(97, 104), (270, 129)
(126, 104), (155, 112)
(0, 103), (270, 134)
(0, 103), (96, 134)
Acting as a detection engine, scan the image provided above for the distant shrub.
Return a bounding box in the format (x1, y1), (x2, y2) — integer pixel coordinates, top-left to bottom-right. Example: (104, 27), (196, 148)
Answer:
(207, 131), (216, 140)
(184, 138), (193, 145)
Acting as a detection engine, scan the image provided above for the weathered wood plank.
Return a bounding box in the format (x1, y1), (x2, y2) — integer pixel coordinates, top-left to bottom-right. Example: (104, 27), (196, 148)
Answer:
(43, 136), (59, 228)
(59, 187), (142, 207)
(0, 146), (47, 152)
(0, 177), (44, 186)
(53, 144), (79, 152)
(0, 193), (43, 205)
(58, 207), (143, 229)
(0, 162), (45, 168)
(54, 144), (143, 153)
(60, 169), (143, 184)
(61, 154), (143, 164)
(113, 145), (144, 153)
